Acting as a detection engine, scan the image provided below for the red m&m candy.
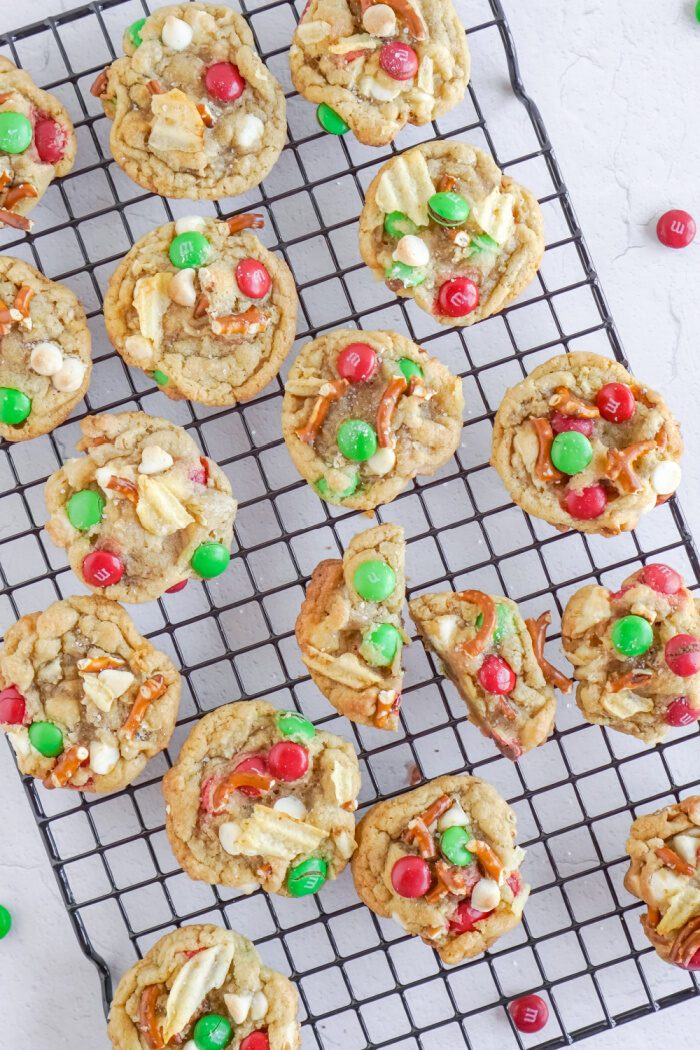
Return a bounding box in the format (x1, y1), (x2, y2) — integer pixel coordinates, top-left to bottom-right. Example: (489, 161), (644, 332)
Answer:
(379, 42), (419, 81)
(449, 900), (492, 933)
(0, 685), (26, 725)
(657, 209), (696, 249)
(478, 655), (516, 695)
(664, 697), (700, 727)
(564, 484), (607, 520)
(240, 1034), (270, 1050)
(267, 741), (308, 781)
(235, 754), (269, 797)
(550, 412), (594, 437)
(236, 258), (271, 299)
(391, 855), (431, 898)
(34, 117), (67, 164)
(509, 994), (549, 1033)
(596, 382), (635, 423)
(205, 62), (246, 103)
(681, 947), (700, 971)
(166, 579), (188, 594)
(82, 550), (124, 587)
(639, 563), (682, 595)
(665, 635), (700, 678)
(337, 342), (377, 383)
(190, 456), (209, 486)
(437, 276), (479, 318)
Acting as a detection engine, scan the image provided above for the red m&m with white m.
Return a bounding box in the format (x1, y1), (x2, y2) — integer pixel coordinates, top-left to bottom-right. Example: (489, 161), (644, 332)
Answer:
(379, 42), (418, 81)
(235, 258), (271, 299)
(337, 342), (377, 383)
(82, 550), (124, 587)
(437, 276), (479, 317)
(596, 382), (635, 423)
(664, 696), (700, 727)
(639, 563), (682, 595)
(657, 209), (696, 249)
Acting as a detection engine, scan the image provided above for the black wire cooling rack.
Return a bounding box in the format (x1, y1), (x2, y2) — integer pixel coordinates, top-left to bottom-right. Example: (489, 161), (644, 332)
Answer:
(1, 0), (699, 1047)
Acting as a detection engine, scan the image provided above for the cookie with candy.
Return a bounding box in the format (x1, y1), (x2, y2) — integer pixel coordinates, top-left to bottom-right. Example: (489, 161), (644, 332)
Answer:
(410, 590), (562, 760)
(163, 700), (360, 897)
(562, 563), (700, 743)
(104, 215), (297, 406)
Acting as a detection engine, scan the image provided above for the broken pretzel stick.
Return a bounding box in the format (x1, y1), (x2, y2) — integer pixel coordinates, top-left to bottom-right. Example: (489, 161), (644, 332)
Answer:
(549, 385), (599, 419)
(227, 213), (264, 234)
(0, 207), (31, 231)
(606, 439), (656, 494)
(77, 654), (127, 673)
(374, 689), (401, 730)
(193, 294), (209, 320)
(43, 744), (89, 789)
(525, 611), (573, 693)
(654, 845), (695, 878)
(471, 839), (504, 881)
(211, 306), (269, 336)
(138, 984), (165, 1050)
(89, 68), (109, 97)
(4, 184), (38, 211)
(121, 673), (167, 740)
(606, 668), (653, 693)
(196, 102), (214, 127)
(13, 284), (34, 317)
(458, 590), (497, 659)
(106, 475), (139, 504)
(531, 417), (564, 483)
(376, 374), (408, 448)
(147, 79), (166, 95)
(296, 377), (349, 446)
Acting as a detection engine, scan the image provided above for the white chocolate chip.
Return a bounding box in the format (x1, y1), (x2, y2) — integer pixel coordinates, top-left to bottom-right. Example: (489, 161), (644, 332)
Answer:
(233, 114), (265, 151)
(670, 832), (700, 867)
(471, 877), (501, 913)
(175, 215), (206, 236)
(362, 3), (397, 36)
(250, 991), (268, 1021)
(223, 992), (252, 1025)
(52, 357), (86, 393)
(367, 447), (396, 476)
(98, 668), (134, 699)
(95, 466), (115, 494)
(437, 800), (469, 832)
(124, 334), (155, 365)
(29, 341), (63, 376)
(89, 739), (120, 776)
(393, 234), (429, 268)
(162, 15), (193, 50)
(139, 445), (175, 475)
(218, 821), (242, 855)
(273, 796), (308, 821)
(651, 460), (682, 496)
(168, 267), (197, 307)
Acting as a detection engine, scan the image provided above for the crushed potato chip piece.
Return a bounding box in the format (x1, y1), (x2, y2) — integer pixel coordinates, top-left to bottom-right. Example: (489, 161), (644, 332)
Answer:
(375, 151), (436, 228)
(233, 804), (326, 861)
(149, 88), (205, 155)
(136, 475), (195, 536)
(656, 885), (700, 936)
(133, 272), (172, 347)
(472, 188), (516, 245)
(162, 942), (235, 1043)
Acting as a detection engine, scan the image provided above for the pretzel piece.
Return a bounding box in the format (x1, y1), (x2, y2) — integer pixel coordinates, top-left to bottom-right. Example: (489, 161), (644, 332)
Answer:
(524, 611), (573, 693)
(606, 440), (656, 494)
(0, 208), (31, 231)
(606, 668), (653, 693)
(211, 306), (269, 336)
(374, 689), (400, 729)
(121, 673), (167, 740)
(77, 655), (127, 673)
(43, 744), (89, 789)
(457, 591), (496, 658)
(549, 385), (599, 419)
(4, 184), (38, 210)
(139, 985), (165, 1050)
(227, 213), (265, 233)
(295, 378), (349, 446)
(376, 374), (408, 448)
(655, 845), (695, 878)
(90, 68), (109, 97)
(531, 417), (564, 483)
(106, 475), (139, 504)
(471, 839), (504, 881)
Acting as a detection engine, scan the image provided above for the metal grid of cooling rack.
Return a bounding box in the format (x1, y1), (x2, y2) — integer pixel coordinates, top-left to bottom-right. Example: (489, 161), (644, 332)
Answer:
(1, 0), (699, 1047)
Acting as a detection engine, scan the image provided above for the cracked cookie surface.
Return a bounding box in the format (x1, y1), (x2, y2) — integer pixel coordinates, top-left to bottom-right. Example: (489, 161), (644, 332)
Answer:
(44, 411), (237, 603)
(358, 140), (544, 325)
(296, 523), (408, 731)
(0, 255), (91, 442)
(0, 57), (76, 233)
(352, 774), (529, 965)
(163, 700), (360, 897)
(562, 563), (700, 743)
(92, 4), (286, 200)
(108, 923), (300, 1049)
(104, 215), (297, 406)
(0, 595), (180, 793)
(624, 797), (700, 970)
(290, 0), (470, 147)
(410, 590), (561, 760)
(281, 328), (464, 510)
(491, 351), (683, 535)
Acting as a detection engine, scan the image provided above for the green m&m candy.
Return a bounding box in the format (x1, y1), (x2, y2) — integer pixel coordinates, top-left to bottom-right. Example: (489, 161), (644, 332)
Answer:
(398, 357), (423, 382)
(0, 905), (11, 939)
(428, 191), (470, 228)
(353, 559), (396, 602)
(193, 1013), (233, 1050)
(493, 603), (514, 645)
(336, 419), (377, 462)
(28, 721), (63, 758)
(152, 369), (169, 386)
(360, 623), (402, 667)
(0, 112), (33, 154)
(169, 231), (211, 269)
(126, 17), (147, 48)
(316, 103), (349, 136)
(440, 825), (474, 866)
(385, 260), (426, 288)
(384, 211), (419, 239)
(696, 0), (700, 22)
(277, 710), (316, 742)
(469, 233), (499, 253)
(550, 430), (593, 475)
(611, 614), (653, 657)
(287, 856), (328, 897)
(315, 471), (358, 502)
(67, 490), (105, 531)
(0, 387), (31, 425)
(191, 541), (230, 579)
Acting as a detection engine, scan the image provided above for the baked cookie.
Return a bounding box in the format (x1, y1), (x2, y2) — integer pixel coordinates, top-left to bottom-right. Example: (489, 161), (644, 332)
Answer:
(0, 595), (180, 793)
(624, 796), (700, 971)
(289, 0), (470, 147)
(0, 255), (91, 442)
(352, 774), (529, 965)
(107, 924), (300, 1049)
(91, 3), (286, 200)
(410, 590), (563, 760)
(358, 140), (544, 325)
(281, 328), (464, 510)
(491, 352), (683, 536)
(44, 412), (237, 603)
(296, 523), (408, 731)
(103, 214), (297, 406)
(163, 700), (360, 897)
(0, 57), (76, 233)
(561, 563), (700, 744)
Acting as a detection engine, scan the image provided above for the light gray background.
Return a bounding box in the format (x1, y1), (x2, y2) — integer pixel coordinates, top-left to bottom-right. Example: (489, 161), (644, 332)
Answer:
(0, 1), (698, 1048)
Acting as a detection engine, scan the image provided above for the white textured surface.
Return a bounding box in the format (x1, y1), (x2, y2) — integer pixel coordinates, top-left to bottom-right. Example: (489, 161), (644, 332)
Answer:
(0, 1), (698, 1048)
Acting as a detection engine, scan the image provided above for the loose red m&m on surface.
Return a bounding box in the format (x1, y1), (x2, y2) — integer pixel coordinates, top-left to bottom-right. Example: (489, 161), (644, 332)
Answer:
(34, 117), (67, 164)
(448, 900), (492, 933)
(267, 741), (308, 782)
(240, 1034), (270, 1050)
(656, 209), (696, 249)
(391, 855), (431, 898)
(235, 754), (268, 797)
(82, 550), (124, 587)
(205, 62), (246, 103)
(596, 382), (636, 423)
(509, 994), (549, 1033)
(0, 685), (26, 725)
(564, 484), (607, 520)
(639, 563), (682, 595)
(437, 276), (479, 317)
(550, 412), (593, 437)
(664, 697), (700, 727)
(665, 635), (700, 678)
(478, 655), (516, 695)
(337, 342), (377, 383)
(236, 258), (271, 299)
(379, 42), (419, 81)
